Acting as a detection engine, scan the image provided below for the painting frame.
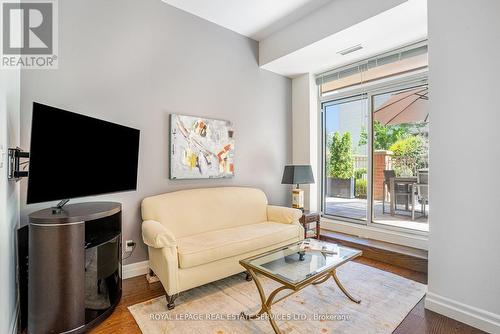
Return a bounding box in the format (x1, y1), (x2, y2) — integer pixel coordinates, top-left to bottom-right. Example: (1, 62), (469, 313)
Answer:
(169, 114), (235, 180)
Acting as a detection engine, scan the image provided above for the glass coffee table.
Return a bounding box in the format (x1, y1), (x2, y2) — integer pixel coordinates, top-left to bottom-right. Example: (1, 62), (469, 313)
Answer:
(239, 240), (362, 334)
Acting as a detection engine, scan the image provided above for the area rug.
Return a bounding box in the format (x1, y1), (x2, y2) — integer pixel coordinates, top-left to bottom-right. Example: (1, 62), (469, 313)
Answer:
(128, 261), (426, 334)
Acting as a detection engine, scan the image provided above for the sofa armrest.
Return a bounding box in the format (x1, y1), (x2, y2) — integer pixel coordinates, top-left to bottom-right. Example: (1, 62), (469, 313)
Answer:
(142, 220), (177, 249)
(267, 205), (302, 224)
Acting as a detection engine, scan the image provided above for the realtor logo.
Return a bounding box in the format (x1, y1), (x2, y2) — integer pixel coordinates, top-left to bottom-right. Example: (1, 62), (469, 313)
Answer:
(1, 0), (58, 69)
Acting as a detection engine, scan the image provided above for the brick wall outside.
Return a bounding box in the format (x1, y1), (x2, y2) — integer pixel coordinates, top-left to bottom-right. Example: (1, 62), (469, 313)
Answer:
(373, 150), (392, 201)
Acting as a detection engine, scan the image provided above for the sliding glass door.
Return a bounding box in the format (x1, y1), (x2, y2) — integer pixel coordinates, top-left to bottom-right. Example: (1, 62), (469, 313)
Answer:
(323, 95), (368, 221)
(322, 83), (429, 232)
(371, 86), (429, 231)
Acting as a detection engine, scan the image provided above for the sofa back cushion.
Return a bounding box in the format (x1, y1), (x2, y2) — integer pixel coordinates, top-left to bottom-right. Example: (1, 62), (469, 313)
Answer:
(141, 187), (268, 238)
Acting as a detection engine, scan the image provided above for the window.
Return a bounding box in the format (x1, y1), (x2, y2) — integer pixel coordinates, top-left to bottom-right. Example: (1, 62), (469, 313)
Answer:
(323, 96), (368, 221)
(320, 42), (429, 232)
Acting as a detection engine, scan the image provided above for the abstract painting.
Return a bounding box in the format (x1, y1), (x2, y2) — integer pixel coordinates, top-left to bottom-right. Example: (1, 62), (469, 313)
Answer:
(170, 114), (234, 179)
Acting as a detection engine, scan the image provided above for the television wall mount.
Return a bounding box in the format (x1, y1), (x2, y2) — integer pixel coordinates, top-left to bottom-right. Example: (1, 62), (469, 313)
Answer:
(8, 148), (29, 180)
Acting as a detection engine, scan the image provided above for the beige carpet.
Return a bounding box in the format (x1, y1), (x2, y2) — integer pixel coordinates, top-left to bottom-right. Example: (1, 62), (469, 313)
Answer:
(129, 261), (426, 334)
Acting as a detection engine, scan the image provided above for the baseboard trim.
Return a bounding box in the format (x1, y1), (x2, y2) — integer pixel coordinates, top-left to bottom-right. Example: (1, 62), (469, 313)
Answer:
(322, 218), (428, 250)
(123, 260), (149, 279)
(425, 292), (500, 334)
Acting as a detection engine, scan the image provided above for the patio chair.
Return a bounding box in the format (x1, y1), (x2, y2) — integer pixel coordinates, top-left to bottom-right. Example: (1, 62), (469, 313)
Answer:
(382, 170), (412, 214)
(412, 169), (429, 220)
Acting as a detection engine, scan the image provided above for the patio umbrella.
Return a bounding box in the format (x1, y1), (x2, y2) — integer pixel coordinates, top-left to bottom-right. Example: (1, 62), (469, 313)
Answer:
(373, 87), (428, 125)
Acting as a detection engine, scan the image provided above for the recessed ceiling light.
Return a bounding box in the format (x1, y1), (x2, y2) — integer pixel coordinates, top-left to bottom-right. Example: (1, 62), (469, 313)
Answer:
(338, 44), (363, 56)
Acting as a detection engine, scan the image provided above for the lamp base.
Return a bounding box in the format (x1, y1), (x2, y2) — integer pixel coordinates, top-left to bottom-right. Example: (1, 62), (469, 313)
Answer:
(292, 188), (304, 209)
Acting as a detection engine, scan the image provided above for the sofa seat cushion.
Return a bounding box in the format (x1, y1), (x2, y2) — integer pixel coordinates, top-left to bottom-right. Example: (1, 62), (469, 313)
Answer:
(176, 222), (301, 269)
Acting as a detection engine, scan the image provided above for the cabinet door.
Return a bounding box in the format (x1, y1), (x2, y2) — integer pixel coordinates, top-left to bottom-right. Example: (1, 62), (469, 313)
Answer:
(29, 223), (85, 333)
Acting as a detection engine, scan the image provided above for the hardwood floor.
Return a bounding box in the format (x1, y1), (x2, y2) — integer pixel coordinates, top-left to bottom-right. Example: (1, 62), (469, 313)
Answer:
(90, 275), (165, 333)
(90, 257), (485, 334)
(355, 258), (485, 334)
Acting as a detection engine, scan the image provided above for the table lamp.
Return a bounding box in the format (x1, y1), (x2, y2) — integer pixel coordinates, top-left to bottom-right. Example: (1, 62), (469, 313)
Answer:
(281, 165), (315, 209)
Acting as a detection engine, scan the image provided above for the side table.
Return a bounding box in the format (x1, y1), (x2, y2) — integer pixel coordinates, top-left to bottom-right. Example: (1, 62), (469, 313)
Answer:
(299, 210), (321, 239)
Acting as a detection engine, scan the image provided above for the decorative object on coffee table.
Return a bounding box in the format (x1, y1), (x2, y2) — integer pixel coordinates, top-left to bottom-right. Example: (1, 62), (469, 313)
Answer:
(170, 114), (234, 179)
(281, 165), (315, 209)
(299, 210), (321, 239)
(240, 240), (362, 334)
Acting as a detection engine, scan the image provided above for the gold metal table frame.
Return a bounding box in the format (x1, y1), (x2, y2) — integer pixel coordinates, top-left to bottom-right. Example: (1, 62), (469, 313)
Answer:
(239, 248), (362, 334)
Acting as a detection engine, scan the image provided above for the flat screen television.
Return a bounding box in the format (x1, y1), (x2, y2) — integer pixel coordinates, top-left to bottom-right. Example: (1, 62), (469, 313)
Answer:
(27, 102), (140, 204)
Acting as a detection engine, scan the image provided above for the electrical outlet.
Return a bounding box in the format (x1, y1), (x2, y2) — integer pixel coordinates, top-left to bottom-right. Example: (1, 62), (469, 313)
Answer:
(125, 240), (135, 252)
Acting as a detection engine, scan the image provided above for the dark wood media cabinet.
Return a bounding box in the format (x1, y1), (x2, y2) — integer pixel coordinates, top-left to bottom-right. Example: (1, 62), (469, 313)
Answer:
(28, 202), (122, 334)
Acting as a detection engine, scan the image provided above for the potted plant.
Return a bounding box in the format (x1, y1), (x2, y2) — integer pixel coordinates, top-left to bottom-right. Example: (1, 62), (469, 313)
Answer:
(327, 132), (355, 198)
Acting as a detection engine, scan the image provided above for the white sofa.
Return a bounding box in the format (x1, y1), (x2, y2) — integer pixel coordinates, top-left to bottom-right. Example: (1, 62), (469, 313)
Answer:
(141, 187), (303, 309)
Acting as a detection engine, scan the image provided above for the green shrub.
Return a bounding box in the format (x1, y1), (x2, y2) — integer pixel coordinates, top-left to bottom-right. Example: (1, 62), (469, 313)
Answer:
(359, 121), (412, 150)
(354, 168), (367, 180)
(328, 132), (354, 179)
(355, 179), (367, 199)
(359, 121), (429, 150)
(389, 135), (426, 176)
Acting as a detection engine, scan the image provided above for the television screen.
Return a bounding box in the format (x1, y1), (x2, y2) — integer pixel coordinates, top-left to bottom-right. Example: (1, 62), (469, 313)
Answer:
(27, 103), (140, 204)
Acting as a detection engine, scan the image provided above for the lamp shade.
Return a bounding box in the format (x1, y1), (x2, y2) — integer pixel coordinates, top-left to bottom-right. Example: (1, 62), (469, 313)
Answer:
(281, 165), (315, 185)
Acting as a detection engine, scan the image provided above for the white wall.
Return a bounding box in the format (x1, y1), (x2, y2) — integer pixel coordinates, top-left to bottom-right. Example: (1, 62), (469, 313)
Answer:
(19, 0), (292, 265)
(291, 74), (318, 211)
(426, 1), (500, 332)
(0, 69), (21, 334)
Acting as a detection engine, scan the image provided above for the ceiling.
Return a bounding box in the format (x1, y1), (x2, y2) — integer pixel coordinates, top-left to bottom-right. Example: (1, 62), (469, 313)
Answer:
(262, 0), (427, 77)
(161, 0), (332, 41)
(161, 0), (427, 78)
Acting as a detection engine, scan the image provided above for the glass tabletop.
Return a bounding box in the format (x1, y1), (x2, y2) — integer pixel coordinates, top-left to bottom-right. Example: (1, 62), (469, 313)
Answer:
(241, 240), (361, 285)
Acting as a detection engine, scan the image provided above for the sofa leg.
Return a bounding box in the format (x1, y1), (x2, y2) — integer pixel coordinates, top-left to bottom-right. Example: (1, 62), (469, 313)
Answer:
(166, 293), (179, 310)
(245, 271), (253, 282)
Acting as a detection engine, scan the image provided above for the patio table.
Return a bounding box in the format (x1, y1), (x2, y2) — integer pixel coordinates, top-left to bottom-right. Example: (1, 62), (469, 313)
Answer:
(390, 176), (417, 216)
